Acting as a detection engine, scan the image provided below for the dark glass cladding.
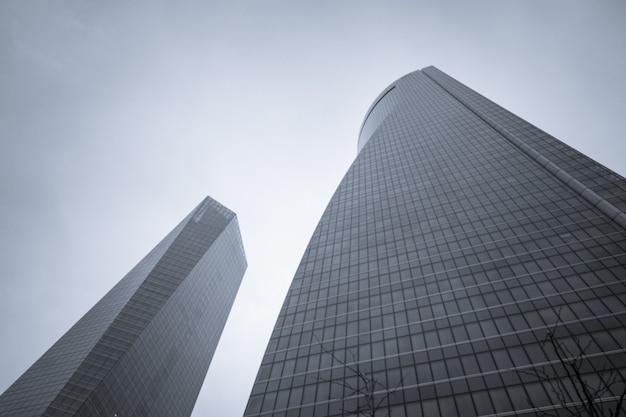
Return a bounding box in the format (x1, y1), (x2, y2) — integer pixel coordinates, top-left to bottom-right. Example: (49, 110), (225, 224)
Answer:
(0, 196), (247, 417)
(244, 67), (626, 417)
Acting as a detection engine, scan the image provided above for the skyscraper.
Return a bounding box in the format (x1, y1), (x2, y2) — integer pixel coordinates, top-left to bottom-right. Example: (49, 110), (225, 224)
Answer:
(244, 67), (626, 416)
(0, 196), (247, 417)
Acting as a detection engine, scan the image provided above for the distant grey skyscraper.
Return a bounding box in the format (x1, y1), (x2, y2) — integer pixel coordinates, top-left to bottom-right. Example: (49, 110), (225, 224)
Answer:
(0, 196), (247, 417)
(244, 67), (626, 416)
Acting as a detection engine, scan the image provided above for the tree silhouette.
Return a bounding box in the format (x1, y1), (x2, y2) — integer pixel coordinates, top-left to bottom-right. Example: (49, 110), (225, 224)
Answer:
(314, 336), (406, 417)
(519, 314), (626, 417)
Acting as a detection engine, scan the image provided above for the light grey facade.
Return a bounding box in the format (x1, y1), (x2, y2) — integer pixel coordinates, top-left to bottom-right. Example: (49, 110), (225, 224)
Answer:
(244, 67), (626, 416)
(0, 196), (247, 417)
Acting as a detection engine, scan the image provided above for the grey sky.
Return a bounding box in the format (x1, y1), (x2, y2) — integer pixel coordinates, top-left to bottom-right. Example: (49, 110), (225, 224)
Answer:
(0, 1), (624, 416)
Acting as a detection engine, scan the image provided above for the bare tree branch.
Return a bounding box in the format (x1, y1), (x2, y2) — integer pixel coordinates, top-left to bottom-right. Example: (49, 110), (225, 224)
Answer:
(518, 311), (626, 417)
(313, 334), (407, 416)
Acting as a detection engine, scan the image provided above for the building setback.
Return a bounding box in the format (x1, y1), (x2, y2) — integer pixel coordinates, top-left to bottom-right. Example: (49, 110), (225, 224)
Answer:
(244, 67), (626, 416)
(0, 196), (247, 417)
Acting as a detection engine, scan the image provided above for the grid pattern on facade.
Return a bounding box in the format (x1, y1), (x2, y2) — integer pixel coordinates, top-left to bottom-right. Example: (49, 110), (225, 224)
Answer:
(0, 196), (247, 417)
(422, 66), (626, 214)
(244, 68), (626, 417)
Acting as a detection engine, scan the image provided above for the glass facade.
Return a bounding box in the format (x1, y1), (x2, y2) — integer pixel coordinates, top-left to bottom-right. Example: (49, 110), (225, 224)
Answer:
(244, 67), (626, 416)
(0, 196), (247, 417)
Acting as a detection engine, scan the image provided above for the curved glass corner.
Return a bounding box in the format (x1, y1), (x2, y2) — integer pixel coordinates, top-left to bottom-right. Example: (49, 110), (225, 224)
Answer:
(357, 84), (401, 152)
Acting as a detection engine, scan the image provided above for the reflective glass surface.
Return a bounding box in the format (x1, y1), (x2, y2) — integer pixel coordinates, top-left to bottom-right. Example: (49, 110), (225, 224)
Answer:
(244, 67), (626, 417)
(0, 196), (247, 417)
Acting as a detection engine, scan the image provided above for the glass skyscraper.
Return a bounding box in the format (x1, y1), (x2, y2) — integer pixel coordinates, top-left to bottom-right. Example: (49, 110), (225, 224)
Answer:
(244, 67), (626, 416)
(0, 196), (247, 417)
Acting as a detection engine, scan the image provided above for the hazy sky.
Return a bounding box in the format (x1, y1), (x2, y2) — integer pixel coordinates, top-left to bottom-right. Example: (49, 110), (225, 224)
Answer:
(1, 1), (624, 416)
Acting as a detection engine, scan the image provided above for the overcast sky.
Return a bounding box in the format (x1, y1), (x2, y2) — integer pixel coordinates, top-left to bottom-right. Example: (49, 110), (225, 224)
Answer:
(0, 1), (624, 416)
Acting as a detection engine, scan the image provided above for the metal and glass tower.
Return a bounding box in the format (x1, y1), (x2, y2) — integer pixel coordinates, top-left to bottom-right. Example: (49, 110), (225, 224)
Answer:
(244, 67), (626, 416)
(0, 196), (247, 417)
